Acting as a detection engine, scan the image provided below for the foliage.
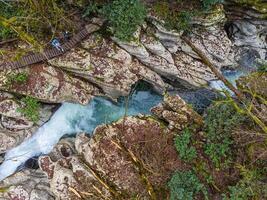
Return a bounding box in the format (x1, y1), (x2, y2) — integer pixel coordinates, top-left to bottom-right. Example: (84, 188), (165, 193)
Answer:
(83, 1), (100, 17)
(194, 161), (220, 192)
(204, 102), (246, 168)
(257, 64), (267, 72)
(0, 2), (22, 39)
(201, 0), (223, 10)
(100, 0), (146, 41)
(6, 72), (28, 85)
(18, 0), (73, 39)
(153, 2), (193, 32)
(174, 128), (197, 162)
(168, 170), (208, 200)
(168, 11), (192, 32)
(1, 0), (75, 43)
(18, 96), (40, 123)
(223, 166), (267, 200)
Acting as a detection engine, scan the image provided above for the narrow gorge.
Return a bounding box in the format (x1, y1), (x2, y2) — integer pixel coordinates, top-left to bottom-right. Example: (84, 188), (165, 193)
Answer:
(0, 0), (266, 199)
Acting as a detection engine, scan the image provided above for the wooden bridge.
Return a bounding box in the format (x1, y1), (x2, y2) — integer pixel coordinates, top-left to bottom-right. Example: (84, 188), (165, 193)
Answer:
(0, 22), (102, 71)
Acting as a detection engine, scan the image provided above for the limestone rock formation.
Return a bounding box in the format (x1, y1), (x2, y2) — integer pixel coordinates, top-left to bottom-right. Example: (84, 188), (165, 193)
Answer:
(0, 169), (54, 200)
(113, 13), (233, 88)
(0, 64), (101, 104)
(38, 117), (183, 199)
(224, 0), (267, 62)
(49, 34), (165, 99)
(0, 7), (241, 103)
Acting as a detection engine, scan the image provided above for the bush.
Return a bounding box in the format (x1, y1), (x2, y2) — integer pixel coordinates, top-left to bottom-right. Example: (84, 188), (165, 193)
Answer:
(18, 96), (40, 123)
(83, 1), (99, 17)
(201, 0), (223, 10)
(223, 167), (267, 200)
(174, 128), (197, 162)
(204, 103), (246, 168)
(153, 2), (193, 32)
(100, 0), (146, 41)
(1, 0), (74, 42)
(167, 11), (192, 32)
(0, 2), (21, 39)
(168, 170), (208, 200)
(257, 64), (267, 72)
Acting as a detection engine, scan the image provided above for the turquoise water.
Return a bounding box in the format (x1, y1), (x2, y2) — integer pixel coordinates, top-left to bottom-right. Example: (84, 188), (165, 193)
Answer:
(0, 69), (247, 181)
(0, 89), (162, 180)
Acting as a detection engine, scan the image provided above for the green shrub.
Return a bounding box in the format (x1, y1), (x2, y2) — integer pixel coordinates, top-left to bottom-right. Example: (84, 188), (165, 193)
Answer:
(201, 0), (223, 10)
(174, 129), (197, 162)
(167, 11), (192, 32)
(1, 0), (74, 42)
(18, 96), (40, 123)
(168, 170), (208, 200)
(100, 0), (146, 41)
(223, 167), (267, 200)
(0, 26), (14, 40)
(223, 182), (254, 200)
(0, 2), (21, 39)
(153, 2), (193, 32)
(83, 1), (99, 17)
(257, 64), (267, 72)
(204, 103), (246, 168)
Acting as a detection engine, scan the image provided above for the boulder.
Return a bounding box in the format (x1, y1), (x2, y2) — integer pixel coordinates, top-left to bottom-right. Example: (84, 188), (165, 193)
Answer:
(151, 94), (203, 130)
(39, 116), (185, 199)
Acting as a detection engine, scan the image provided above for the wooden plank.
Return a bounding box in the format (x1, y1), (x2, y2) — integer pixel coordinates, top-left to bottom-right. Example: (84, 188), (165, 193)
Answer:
(0, 26), (98, 70)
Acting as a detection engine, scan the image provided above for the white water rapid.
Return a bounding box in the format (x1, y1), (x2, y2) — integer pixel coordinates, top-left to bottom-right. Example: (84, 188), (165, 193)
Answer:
(0, 68), (248, 181)
(0, 90), (162, 180)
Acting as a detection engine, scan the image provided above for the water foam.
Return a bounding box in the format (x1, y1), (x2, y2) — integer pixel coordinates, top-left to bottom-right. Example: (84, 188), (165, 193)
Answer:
(0, 90), (162, 180)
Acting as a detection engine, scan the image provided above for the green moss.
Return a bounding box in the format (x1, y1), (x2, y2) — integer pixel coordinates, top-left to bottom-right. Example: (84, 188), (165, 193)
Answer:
(233, 0), (267, 13)
(17, 96), (40, 123)
(95, 76), (105, 82)
(257, 64), (267, 72)
(5, 72), (28, 87)
(86, 64), (94, 71)
(143, 115), (168, 129)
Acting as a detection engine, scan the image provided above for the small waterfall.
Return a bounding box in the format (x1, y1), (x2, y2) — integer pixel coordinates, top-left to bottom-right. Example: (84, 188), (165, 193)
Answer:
(0, 89), (162, 181)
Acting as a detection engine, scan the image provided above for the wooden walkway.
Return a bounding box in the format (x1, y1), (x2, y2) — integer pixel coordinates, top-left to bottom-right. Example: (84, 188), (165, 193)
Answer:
(0, 23), (101, 71)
